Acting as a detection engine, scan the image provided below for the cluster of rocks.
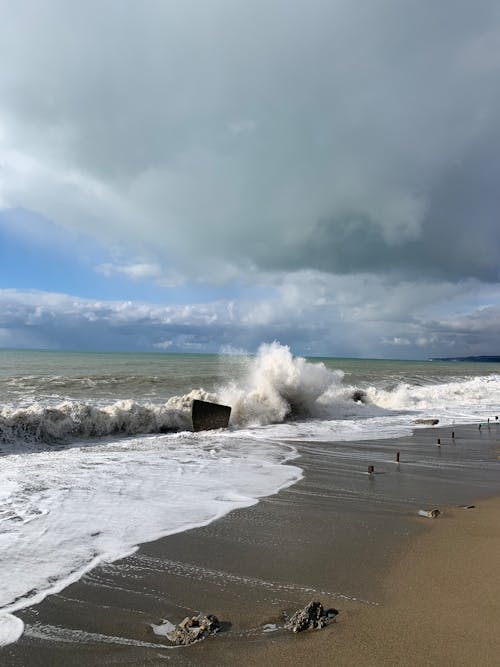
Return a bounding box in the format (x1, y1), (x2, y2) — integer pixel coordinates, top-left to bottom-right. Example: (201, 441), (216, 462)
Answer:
(158, 601), (337, 647)
(166, 613), (221, 646)
(284, 601), (338, 633)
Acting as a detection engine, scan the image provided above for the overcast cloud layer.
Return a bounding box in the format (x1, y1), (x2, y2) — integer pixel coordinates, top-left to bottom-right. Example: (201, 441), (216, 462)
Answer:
(2, 276), (499, 358)
(1, 1), (500, 356)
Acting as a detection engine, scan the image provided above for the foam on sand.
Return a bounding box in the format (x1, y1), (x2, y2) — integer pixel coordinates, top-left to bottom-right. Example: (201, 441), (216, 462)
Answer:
(0, 613), (24, 647)
(0, 432), (301, 646)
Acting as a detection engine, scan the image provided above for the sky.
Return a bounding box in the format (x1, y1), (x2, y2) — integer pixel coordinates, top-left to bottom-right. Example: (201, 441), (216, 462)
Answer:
(1, 0), (500, 358)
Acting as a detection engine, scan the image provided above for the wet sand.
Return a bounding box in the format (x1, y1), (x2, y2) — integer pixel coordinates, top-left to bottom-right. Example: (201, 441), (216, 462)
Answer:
(4, 422), (500, 665)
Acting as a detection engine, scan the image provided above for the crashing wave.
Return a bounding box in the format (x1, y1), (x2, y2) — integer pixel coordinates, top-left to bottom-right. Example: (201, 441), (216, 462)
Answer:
(0, 344), (357, 445)
(217, 342), (349, 424)
(2, 342), (500, 446)
(0, 399), (190, 445)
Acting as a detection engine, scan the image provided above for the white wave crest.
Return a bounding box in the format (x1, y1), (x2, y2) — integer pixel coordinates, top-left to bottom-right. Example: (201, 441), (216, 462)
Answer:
(217, 342), (346, 425)
(365, 374), (500, 412)
(3, 344), (500, 446)
(0, 399), (191, 445)
(0, 344), (352, 444)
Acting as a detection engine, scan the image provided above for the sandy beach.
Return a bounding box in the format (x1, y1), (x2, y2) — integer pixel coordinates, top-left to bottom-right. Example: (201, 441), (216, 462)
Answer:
(3, 422), (500, 666)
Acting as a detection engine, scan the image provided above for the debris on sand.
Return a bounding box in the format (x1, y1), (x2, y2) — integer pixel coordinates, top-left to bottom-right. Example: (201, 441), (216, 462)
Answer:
(165, 613), (221, 645)
(417, 508), (441, 518)
(284, 601), (338, 633)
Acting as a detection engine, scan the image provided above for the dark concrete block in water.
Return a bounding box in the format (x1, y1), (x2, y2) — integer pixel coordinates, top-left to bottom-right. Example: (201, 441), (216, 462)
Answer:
(192, 399), (231, 432)
(414, 418), (439, 425)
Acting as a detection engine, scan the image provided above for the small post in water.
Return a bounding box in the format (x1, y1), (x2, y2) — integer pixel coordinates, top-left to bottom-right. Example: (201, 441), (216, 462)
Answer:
(437, 438), (441, 446)
(396, 451), (400, 463)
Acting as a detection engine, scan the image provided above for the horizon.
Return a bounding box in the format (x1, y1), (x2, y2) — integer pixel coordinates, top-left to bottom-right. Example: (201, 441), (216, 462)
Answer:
(2, 345), (500, 365)
(2, 2), (500, 358)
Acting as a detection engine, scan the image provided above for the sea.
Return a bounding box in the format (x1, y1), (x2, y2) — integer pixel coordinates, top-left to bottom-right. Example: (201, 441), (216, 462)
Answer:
(1, 342), (500, 645)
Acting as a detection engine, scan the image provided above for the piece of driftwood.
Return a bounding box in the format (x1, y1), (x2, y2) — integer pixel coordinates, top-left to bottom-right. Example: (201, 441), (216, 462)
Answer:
(192, 399), (231, 432)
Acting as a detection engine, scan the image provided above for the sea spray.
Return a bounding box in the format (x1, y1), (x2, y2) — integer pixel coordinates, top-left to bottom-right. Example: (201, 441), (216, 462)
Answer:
(0, 399), (191, 445)
(218, 342), (345, 425)
(0, 344), (349, 445)
(365, 374), (500, 411)
(2, 344), (500, 447)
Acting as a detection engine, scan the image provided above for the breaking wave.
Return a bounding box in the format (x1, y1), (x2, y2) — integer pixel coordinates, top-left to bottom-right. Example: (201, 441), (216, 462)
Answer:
(365, 373), (500, 412)
(2, 342), (500, 446)
(0, 344), (357, 446)
(0, 399), (192, 446)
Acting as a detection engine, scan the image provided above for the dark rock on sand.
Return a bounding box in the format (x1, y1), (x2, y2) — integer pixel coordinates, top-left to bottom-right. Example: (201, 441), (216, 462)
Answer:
(284, 601), (338, 633)
(166, 613), (221, 645)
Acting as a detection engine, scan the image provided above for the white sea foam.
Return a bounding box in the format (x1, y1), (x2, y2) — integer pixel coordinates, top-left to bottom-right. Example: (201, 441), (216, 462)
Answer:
(151, 619), (176, 637)
(0, 613), (24, 647)
(216, 345), (500, 427)
(2, 345), (500, 447)
(0, 432), (301, 646)
(217, 342), (345, 425)
(196, 345), (500, 427)
(365, 374), (500, 413)
(0, 399), (192, 445)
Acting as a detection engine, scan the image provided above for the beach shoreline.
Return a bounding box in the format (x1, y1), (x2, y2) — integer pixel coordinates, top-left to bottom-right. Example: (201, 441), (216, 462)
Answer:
(3, 421), (500, 665)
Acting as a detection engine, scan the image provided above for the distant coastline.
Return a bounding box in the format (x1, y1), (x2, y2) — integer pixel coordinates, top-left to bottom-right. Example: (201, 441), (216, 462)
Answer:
(429, 355), (500, 362)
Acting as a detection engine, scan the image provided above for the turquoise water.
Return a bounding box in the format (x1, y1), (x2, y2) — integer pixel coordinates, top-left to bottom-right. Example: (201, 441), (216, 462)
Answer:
(2, 348), (499, 402)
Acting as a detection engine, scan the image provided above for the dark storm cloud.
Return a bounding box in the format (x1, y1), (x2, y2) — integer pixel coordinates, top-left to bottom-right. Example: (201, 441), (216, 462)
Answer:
(1, 1), (500, 283)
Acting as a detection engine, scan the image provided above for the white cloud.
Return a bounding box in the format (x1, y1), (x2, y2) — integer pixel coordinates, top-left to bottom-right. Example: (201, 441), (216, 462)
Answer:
(96, 262), (162, 280)
(383, 337), (412, 347)
(1, 277), (500, 358)
(153, 340), (173, 350)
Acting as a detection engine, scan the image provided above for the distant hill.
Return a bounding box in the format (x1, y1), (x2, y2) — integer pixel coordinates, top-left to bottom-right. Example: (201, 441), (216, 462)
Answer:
(430, 356), (500, 363)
